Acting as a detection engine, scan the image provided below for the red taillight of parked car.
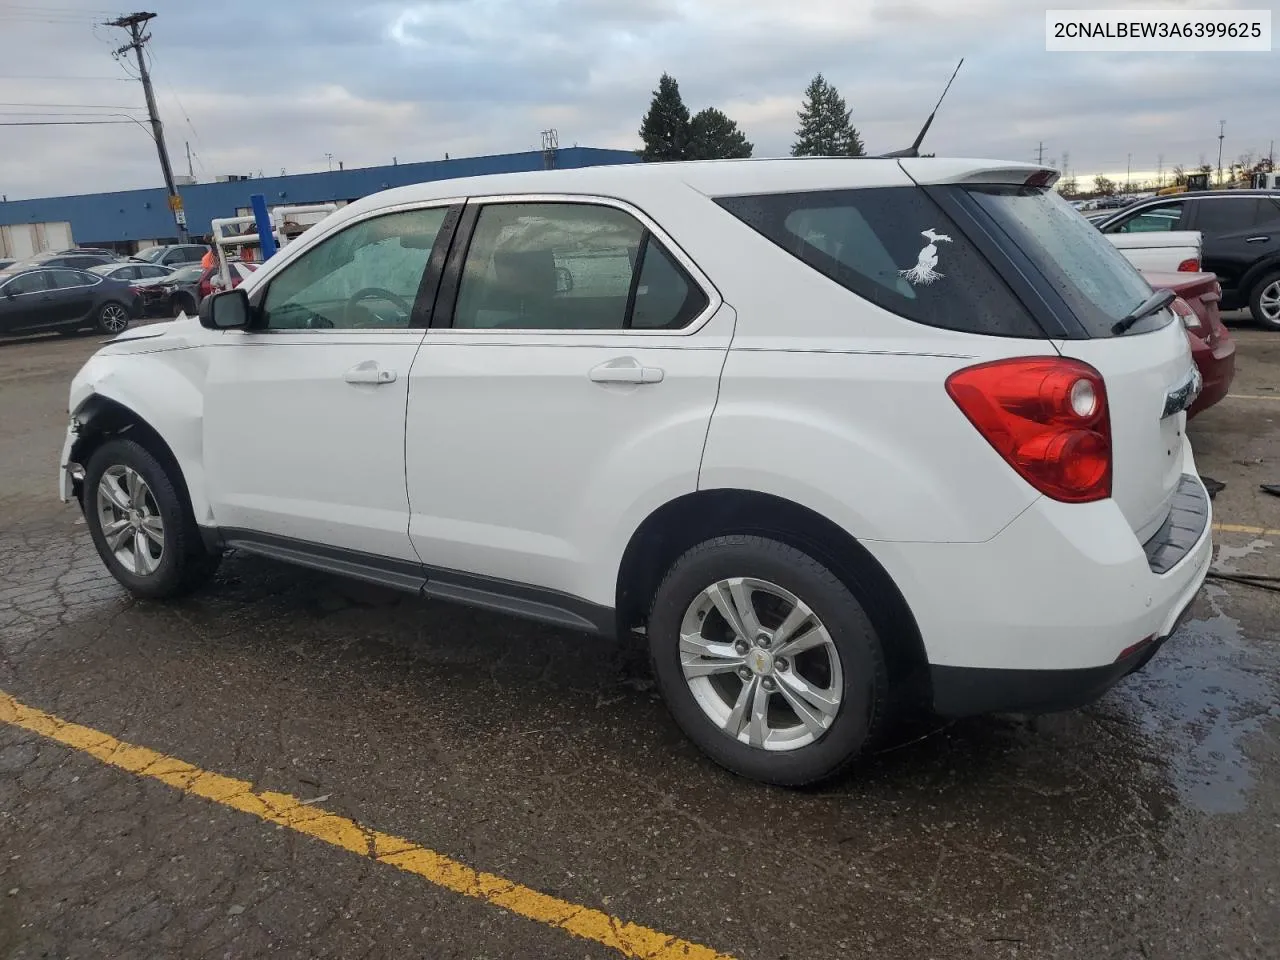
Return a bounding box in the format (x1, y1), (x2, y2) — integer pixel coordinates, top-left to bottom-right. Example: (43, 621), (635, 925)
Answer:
(1176, 258), (1200, 272)
(946, 357), (1111, 503)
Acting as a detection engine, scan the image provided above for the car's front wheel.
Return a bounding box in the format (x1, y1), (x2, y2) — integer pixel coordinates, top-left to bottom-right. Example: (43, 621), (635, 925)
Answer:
(96, 301), (131, 335)
(83, 438), (220, 599)
(648, 535), (888, 786)
(1250, 271), (1280, 330)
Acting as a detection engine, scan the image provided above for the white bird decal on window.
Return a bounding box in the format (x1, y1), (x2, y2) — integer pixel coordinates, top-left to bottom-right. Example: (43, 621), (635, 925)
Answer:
(900, 227), (953, 285)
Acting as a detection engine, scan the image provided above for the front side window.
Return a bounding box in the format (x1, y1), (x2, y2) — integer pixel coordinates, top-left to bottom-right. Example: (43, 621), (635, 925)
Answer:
(452, 202), (707, 331)
(1107, 202), (1184, 233)
(716, 187), (1039, 337)
(260, 207), (448, 330)
(2, 272), (48, 295)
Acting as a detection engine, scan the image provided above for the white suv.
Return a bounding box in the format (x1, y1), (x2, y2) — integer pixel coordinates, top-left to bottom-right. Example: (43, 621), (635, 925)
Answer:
(60, 158), (1212, 785)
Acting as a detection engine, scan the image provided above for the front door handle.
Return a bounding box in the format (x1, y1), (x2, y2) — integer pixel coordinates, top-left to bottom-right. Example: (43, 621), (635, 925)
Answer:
(344, 360), (397, 385)
(1245, 236), (1271, 243)
(589, 357), (664, 384)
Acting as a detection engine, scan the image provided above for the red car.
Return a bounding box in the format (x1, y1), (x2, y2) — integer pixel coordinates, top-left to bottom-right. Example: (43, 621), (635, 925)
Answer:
(1142, 271), (1235, 418)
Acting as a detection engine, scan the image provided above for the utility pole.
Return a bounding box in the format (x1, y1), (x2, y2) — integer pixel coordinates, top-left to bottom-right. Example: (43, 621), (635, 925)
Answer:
(108, 12), (187, 240)
(324, 152), (334, 172)
(1036, 141), (1045, 165)
(185, 140), (193, 179)
(1157, 154), (1164, 187)
(1217, 120), (1225, 187)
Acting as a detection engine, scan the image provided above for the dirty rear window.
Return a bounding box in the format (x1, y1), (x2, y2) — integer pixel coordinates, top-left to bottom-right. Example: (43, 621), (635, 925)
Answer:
(967, 186), (1167, 338)
(714, 187), (1041, 337)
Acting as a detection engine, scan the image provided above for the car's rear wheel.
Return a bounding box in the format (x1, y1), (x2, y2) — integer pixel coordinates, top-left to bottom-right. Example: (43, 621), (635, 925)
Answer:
(83, 438), (220, 599)
(96, 301), (131, 335)
(648, 535), (888, 786)
(1251, 271), (1280, 330)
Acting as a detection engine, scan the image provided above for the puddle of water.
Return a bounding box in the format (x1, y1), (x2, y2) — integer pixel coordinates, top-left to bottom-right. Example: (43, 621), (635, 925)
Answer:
(1214, 538), (1272, 571)
(1117, 588), (1280, 815)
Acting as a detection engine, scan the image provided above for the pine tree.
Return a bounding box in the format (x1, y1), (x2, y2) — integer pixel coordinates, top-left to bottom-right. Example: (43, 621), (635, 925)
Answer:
(688, 107), (753, 160)
(639, 74), (691, 162)
(792, 74), (865, 157)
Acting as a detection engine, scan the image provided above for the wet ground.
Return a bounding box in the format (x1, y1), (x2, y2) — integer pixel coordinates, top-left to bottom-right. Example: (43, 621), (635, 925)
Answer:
(1, 321), (1279, 959)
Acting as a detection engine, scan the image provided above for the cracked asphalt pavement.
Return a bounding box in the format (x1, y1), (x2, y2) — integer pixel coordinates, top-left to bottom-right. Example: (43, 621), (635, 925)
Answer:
(2, 323), (1279, 959)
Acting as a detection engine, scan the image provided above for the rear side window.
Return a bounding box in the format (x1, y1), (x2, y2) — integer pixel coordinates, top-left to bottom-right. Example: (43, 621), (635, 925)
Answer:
(1192, 198), (1269, 234)
(715, 187), (1040, 337)
(48, 269), (95, 288)
(452, 202), (707, 331)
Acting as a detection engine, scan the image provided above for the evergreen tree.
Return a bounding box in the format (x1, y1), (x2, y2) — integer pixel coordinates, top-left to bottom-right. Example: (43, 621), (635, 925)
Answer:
(639, 74), (691, 162)
(792, 74), (865, 157)
(688, 107), (753, 160)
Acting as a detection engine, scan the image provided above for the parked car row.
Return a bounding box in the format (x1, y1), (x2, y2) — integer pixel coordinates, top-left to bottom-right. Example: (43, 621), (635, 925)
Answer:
(0, 244), (245, 337)
(1096, 189), (1280, 327)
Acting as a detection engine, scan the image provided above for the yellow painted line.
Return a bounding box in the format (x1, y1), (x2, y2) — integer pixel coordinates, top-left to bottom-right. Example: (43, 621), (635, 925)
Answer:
(1225, 394), (1280, 401)
(1214, 522), (1280, 537)
(0, 691), (733, 960)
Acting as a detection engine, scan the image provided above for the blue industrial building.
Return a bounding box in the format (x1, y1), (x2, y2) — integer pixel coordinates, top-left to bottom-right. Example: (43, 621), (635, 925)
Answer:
(0, 147), (639, 251)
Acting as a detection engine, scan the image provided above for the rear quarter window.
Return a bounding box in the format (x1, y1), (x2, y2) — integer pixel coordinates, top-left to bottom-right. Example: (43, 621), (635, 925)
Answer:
(714, 187), (1041, 337)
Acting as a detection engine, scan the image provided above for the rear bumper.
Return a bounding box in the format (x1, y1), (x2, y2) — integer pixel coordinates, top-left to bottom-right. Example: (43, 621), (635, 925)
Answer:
(931, 594), (1195, 716)
(864, 448), (1212, 715)
(1188, 334), (1235, 418)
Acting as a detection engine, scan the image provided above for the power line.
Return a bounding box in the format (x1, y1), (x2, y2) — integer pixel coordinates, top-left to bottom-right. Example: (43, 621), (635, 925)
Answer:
(0, 101), (145, 109)
(0, 74), (132, 81)
(0, 119), (137, 126)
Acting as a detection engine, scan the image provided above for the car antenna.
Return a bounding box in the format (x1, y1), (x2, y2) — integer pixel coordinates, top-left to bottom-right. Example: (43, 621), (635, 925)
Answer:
(880, 58), (964, 159)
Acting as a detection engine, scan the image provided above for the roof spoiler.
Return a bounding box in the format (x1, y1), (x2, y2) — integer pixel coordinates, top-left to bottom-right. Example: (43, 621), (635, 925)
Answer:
(879, 58), (964, 159)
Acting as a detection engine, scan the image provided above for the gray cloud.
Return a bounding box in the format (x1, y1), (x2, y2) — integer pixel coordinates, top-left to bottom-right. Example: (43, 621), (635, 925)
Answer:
(0, 0), (1275, 200)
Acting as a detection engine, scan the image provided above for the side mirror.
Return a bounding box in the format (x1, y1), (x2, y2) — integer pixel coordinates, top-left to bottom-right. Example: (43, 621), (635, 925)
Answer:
(199, 288), (251, 330)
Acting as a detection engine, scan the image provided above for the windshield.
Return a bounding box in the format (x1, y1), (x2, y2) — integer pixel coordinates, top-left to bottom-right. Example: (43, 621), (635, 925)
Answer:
(166, 265), (204, 282)
(134, 246), (164, 263)
(966, 186), (1168, 337)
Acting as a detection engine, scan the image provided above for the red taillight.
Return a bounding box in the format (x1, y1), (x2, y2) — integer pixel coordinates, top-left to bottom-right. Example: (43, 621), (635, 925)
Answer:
(129, 285), (142, 295)
(1176, 258), (1200, 272)
(946, 357), (1111, 503)
(1171, 295), (1203, 333)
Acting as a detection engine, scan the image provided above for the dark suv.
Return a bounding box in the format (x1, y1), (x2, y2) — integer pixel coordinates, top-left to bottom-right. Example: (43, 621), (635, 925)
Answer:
(1097, 191), (1280, 328)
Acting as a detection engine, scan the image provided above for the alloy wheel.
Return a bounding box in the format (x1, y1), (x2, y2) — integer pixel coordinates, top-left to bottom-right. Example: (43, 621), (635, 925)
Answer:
(1260, 280), (1280, 324)
(96, 465), (164, 576)
(100, 303), (129, 333)
(679, 577), (843, 751)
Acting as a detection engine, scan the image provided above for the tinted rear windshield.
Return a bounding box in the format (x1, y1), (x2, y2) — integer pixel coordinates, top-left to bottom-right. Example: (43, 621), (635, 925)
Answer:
(966, 186), (1168, 337)
(715, 187), (1042, 337)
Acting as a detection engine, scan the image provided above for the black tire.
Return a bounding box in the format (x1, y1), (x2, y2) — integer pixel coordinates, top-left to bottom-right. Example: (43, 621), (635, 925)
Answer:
(83, 438), (220, 599)
(648, 535), (889, 787)
(1249, 270), (1280, 330)
(172, 293), (196, 317)
(95, 300), (131, 335)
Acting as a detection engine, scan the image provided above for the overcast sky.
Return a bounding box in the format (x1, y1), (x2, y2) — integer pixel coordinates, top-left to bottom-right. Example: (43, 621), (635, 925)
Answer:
(0, 0), (1275, 200)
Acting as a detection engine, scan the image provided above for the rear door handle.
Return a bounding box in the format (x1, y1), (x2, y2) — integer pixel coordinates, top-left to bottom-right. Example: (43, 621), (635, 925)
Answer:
(1245, 236), (1271, 243)
(344, 360), (397, 385)
(589, 356), (664, 384)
